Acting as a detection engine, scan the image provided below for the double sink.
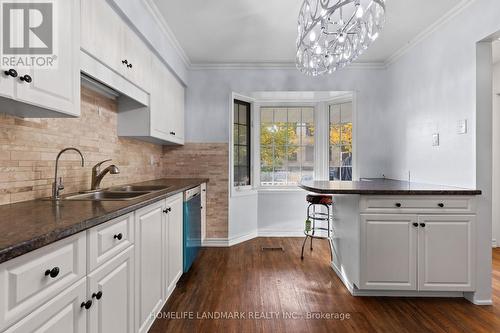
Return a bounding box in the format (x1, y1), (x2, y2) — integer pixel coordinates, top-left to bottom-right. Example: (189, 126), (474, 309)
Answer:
(63, 185), (171, 201)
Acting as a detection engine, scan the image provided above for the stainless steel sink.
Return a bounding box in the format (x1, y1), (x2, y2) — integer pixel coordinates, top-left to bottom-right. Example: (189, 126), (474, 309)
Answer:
(107, 185), (171, 192)
(64, 191), (152, 201)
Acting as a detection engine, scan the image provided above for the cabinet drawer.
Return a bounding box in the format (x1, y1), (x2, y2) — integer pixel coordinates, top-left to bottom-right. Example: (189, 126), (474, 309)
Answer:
(88, 213), (134, 271)
(360, 196), (475, 214)
(0, 232), (86, 330)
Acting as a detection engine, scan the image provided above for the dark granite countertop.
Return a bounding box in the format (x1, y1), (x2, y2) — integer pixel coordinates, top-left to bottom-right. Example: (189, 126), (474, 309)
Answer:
(0, 178), (207, 264)
(299, 178), (482, 196)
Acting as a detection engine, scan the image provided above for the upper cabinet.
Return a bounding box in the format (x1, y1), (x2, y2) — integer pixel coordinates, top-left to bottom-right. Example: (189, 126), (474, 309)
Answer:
(0, 0), (80, 117)
(81, 0), (184, 145)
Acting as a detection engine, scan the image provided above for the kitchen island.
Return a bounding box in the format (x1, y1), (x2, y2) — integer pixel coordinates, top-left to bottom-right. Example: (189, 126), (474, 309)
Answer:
(299, 178), (482, 302)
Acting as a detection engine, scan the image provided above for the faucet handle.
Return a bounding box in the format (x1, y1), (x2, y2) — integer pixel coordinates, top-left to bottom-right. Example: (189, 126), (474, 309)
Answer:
(93, 159), (112, 172)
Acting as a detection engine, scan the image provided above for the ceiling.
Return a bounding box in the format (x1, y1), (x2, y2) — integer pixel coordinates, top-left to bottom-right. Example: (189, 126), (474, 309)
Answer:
(150, 0), (466, 65)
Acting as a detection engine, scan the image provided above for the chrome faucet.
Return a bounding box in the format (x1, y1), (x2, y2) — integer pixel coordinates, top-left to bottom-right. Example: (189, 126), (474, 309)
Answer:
(53, 148), (85, 200)
(91, 159), (120, 190)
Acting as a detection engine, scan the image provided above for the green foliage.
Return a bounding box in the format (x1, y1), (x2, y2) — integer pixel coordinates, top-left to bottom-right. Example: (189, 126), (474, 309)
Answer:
(260, 123), (299, 169)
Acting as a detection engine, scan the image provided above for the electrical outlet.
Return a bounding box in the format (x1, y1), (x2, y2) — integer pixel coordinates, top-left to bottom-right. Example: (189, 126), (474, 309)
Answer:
(432, 133), (440, 146)
(457, 119), (467, 134)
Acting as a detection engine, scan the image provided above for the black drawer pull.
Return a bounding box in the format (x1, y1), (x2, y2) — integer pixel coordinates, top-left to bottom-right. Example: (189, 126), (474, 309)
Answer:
(81, 300), (92, 309)
(122, 59), (128, 65)
(438, 203), (444, 208)
(19, 74), (32, 83)
(420, 223), (426, 227)
(4, 69), (17, 77)
(395, 203), (401, 208)
(169, 131), (176, 136)
(92, 291), (103, 300)
(412, 223), (418, 227)
(163, 207), (172, 214)
(127, 63), (133, 68)
(113, 233), (123, 240)
(44, 267), (60, 278)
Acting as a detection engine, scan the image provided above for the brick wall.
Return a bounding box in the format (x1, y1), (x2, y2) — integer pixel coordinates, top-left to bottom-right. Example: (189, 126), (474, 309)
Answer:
(162, 143), (229, 238)
(0, 87), (164, 204)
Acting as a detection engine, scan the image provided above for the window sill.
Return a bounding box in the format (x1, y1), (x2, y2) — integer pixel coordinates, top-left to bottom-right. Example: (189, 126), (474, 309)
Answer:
(258, 187), (307, 194)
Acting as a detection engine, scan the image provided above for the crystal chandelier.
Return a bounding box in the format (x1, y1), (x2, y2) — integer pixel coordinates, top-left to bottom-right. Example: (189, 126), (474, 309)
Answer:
(296, 0), (386, 76)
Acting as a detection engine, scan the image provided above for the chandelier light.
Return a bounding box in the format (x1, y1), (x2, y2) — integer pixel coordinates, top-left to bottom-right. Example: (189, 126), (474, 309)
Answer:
(296, 0), (386, 76)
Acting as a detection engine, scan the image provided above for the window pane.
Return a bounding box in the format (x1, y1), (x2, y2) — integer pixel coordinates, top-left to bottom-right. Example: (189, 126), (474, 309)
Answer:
(238, 124), (247, 145)
(302, 166), (314, 182)
(274, 108), (287, 123)
(260, 146), (273, 168)
(287, 166), (301, 184)
(274, 164), (287, 185)
(330, 145), (341, 165)
(237, 166), (250, 185)
(239, 146), (248, 166)
(288, 108), (301, 125)
(330, 125), (341, 145)
(305, 145), (314, 163)
(261, 108), (273, 123)
(330, 104), (341, 123)
(340, 166), (352, 181)
(234, 146), (239, 165)
(341, 123), (352, 145)
(300, 126), (315, 145)
(238, 104), (247, 125)
(340, 102), (352, 123)
(341, 146), (352, 166)
(287, 146), (299, 164)
(302, 107), (314, 125)
(234, 103), (239, 123)
(274, 124), (289, 146)
(274, 146), (286, 168)
(329, 167), (340, 181)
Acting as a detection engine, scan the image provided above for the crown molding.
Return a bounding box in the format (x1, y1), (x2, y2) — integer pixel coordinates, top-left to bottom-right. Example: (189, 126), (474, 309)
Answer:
(189, 61), (386, 71)
(142, 0), (191, 68)
(384, 0), (476, 67)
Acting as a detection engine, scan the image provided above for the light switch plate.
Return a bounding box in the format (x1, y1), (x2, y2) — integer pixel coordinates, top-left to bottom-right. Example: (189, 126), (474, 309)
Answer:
(457, 119), (467, 134)
(432, 133), (440, 146)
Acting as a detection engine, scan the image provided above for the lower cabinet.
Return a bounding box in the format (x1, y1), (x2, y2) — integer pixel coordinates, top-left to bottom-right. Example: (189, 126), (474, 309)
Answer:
(360, 214), (417, 290)
(359, 214), (475, 291)
(4, 278), (87, 333)
(135, 201), (165, 333)
(165, 194), (183, 298)
(87, 246), (134, 333)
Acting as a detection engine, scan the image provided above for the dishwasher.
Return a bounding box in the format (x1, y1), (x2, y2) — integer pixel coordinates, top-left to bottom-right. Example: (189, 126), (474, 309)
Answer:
(183, 186), (201, 272)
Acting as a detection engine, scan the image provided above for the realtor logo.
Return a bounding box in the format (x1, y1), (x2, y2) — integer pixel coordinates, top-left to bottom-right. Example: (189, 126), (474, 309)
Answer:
(1, 0), (57, 68)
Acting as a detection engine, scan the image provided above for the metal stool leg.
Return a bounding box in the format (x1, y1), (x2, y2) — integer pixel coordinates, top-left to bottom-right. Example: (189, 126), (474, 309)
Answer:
(301, 235), (308, 260)
(310, 204), (315, 251)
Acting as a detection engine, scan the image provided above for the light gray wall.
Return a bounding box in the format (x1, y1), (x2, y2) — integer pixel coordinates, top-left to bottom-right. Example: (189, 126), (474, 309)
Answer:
(493, 62), (500, 246)
(383, 0), (500, 304)
(187, 67), (390, 178)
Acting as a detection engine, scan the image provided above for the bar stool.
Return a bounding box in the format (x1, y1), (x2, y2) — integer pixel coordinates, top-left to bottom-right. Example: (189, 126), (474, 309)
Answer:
(301, 194), (335, 262)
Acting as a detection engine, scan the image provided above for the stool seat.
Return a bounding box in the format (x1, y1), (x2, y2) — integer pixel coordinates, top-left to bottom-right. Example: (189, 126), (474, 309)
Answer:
(306, 194), (333, 205)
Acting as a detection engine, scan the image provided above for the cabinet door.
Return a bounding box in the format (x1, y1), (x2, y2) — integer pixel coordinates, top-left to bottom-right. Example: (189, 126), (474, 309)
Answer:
(14, 0), (80, 116)
(4, 278), (86, 333)
(81, 0), (123, 74)
(135, 202), (165, 333)
(418, 215), (475, 291)
(165, 194), (184, 297)
(360, 214), (418, 290)
(88, 246), (134, 333)
(172, 79), (185, 140)
(150, 56), (173, 140)
(120, 24), (151, 91)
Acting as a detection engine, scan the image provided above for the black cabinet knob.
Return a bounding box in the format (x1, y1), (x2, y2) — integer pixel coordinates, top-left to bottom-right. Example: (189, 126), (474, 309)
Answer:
(420, 223), (426, 227)
(169, 131), (176, 136)
(81, 300), (92, 309)
(19, 74), (32, 83)
(122, 59), (128, 65)
(163, 207), (172, 214)
(127, 63), (133, 68)
(45, 267), (60, 278)
(4, 69), (17, 77)
(412, 223), (418, 227)
(438, 203), (444, 208)
(113, 233), (123, 240)
(395, 203), (401, 208)
(92, 291), (103, 300)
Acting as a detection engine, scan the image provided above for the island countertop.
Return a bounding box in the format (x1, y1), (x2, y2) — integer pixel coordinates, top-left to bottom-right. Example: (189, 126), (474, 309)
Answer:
(0, 178), (208, 264)
(299, 178), (482, 196)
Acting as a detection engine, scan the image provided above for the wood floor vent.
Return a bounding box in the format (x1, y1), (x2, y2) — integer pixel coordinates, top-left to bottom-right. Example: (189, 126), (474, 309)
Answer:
(261, 246), (284, 252)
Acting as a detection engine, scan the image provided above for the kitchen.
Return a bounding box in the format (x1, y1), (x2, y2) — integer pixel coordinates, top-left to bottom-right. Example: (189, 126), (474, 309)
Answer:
(0, 0), (499, 332)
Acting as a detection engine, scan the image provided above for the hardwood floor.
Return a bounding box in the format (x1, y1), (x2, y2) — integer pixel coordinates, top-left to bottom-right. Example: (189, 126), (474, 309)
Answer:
(150, 238), (500, 333)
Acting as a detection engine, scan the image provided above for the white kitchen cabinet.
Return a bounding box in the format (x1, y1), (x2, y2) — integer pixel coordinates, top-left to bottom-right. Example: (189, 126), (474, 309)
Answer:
(81, 0), (150, 91)
(149, 55), (185, 144)
(0, 232), (86, 330)
(164, 194), (184, 297)
(418, 215), (475, 291)
(0, 0), (80, 118)
(3, 278), (87, 333)
(87, 246), (134, 333)
(360, 214), (418, 290)
(134, 201), (165, 333)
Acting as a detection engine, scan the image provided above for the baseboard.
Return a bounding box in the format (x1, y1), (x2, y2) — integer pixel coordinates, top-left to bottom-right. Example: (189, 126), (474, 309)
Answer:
(471, 299), (493, 305)
(493, 239), (498, 248)
(202, 230), (303, 247)
(257, 229), (304, 237)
